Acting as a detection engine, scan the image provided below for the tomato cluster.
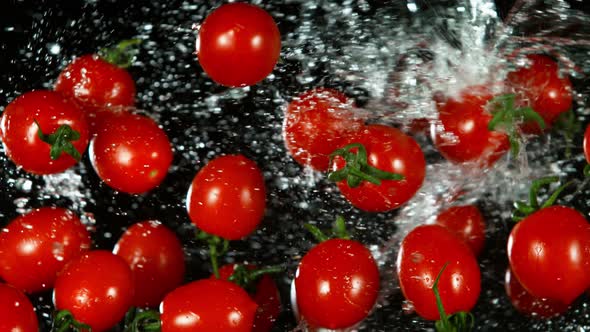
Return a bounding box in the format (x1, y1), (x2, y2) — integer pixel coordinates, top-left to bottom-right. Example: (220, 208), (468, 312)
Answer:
(1, 1), (589, 332)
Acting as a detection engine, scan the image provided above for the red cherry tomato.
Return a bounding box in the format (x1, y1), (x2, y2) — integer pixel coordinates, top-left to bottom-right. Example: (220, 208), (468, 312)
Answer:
(432, 86), (509, 167)
(504, 268), (568, 318)
(293, 238), (380, 329)
(0, 90), (90, 174)
(89, 111), (173, 194)
(197, 3), (281, 87)
(215, 264), (281, 332)
(0, 207), (90, 294)
(507, 206), (590, 305)
(55, 54), (135, 110)
(53, 250), (134, 332)
(283, 88), (365, 171)
(583, 124), (590, 164)
(506, 54), (572, 133)
(187, 154), (266, 240)
(331, 124), (426, 212)
(435, 205), (486, 256)
(397, 224), (481, 321)
(113, 220), (185, 308)
(0, 283), (38, 332)
(160, 278), (258, 332)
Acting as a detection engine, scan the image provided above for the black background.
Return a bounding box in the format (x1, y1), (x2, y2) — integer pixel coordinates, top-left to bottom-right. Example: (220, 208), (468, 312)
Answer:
(2, 0), (590, 331)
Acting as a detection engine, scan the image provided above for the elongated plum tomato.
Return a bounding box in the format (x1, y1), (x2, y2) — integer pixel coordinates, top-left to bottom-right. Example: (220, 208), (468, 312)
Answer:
(283, 88), (365, 171)
(293, 238), (380, 329)
(187, 154), (266, 240)
(0, 207), (91, 294)
(160, 279), (257, 332)
(214, 264), (281, 332)
(504, 268), (568, 318)
(331, 124), (426, 212)
(55, 54), (135, 110)
(197, 3), (281, 87)
(89, 110), (173, 194)
(506, 54), (572, 133)
(435, 205), (486, 256)
(53, 251), (134, 332)
(0, 90), (90, 174)
(584, 124), (590, 164)
(507, 206), (590, 305)
(397, 224), (481, 321)
(432, 86), (509, 167)
(113, 220), (185, 308)
(0, 283), (38, 332)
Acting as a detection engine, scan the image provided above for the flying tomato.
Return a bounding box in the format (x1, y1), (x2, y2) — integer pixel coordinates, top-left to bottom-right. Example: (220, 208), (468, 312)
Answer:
(283, 88), (365, 171)
(0, 90), (90, 174)
(186, 154), (266, 240)
(196, 3), (281, 87)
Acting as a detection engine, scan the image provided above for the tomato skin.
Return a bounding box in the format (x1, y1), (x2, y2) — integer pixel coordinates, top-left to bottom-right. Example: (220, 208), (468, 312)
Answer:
(53, 250), (134, 332)
(504, 268), (568, 318)
(187, 154), (266, 240)
(160, 279), (258, 332)
(584, 124), (590, 164)
(89, 111), (173, 194)
(397, 224), (481, 321)
(507, 206), (590, 305)
(197, 3), (281, 87)
(435, 205), (486, 256)
(113, 221), (185, 308)
(215, 264), (281, 332)
(55, 54), (135, 110)
(283, 88), (365, 171)
(0, 283), (38, 332)
(0, 207), (91, 294)
(331, 124), (426, 212)
(294, 238), (380, 329)
(432, 87), (509, 167)
(506, 54), (572, 133)
(0, 90), (90, 174)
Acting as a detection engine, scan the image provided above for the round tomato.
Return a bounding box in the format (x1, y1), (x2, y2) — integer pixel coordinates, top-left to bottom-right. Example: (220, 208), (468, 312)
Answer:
(293, 238), (380, 329)
(196, 3), (281, 87)
(53, 250), (134, 332)
(0, 283), (38, 332)
(113, 220), (185, 308)
(432, 86), (509, 167)
(397, 224), (481, 321)
(504, 268), (568, 318)
(187, 154), (266, 240)
(506, 54), (572, 133)
(160, 278), (257, 331)
(55, 54), (135, 110)
(0, 90), (90, 174)
(89, 110), (173, 194)
(331, 124), (425, 212)
(584, 124), (590, 164)
(507, 206), (590, 305)
(435, 205), (486, 256)
(215, 264), (281, 332)
(283, 88), (365, 171)
(0, 207), (91, 294)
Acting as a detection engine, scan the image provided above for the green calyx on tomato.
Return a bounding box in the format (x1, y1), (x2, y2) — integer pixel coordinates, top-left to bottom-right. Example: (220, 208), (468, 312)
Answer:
(512, 176), (573, 222)
(227, 264), (283, 294)
(34, 120), (82, 161)
(487, 94), (546, 156)
(304, 215), (351, 243)
(328, 142), (404, 188)
(124, 307), (161, 332)
(196, 230), (230, 279)
(51, 310), (91, 332)
(98, 38), (142, 69)
(433, 262), (475, 332)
